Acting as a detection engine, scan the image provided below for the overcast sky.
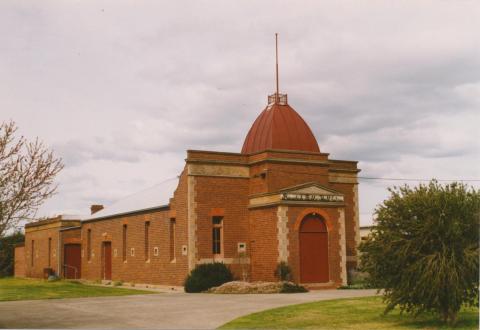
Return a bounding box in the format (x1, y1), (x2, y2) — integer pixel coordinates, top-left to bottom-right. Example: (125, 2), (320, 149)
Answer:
(1, 1), (479, 227)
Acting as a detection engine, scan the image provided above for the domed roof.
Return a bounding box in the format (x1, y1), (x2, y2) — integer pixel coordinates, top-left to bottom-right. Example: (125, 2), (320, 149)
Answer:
(241, 94), (320, 154)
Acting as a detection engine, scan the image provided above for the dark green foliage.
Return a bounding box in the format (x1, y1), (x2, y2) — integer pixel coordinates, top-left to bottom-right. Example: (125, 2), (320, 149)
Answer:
(0, 231), (25, 277)
(274, 261), (292, 281)
(360, 180), (479, 324)
(184, 262), (233, 293)
(280, 282), (308, 293)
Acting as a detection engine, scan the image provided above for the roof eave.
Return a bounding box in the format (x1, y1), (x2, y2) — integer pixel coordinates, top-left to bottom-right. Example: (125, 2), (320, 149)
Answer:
(82, 204), (170, 223)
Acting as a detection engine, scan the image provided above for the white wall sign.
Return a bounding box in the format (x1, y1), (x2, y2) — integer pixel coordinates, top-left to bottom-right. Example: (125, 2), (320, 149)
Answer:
(281, 193), (344, 202)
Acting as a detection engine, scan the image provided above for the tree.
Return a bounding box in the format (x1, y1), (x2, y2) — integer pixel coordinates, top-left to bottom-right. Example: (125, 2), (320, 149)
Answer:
(360, 180), (479, 324)
(0, 121), (63, 237)
(0, 231), (25, 277)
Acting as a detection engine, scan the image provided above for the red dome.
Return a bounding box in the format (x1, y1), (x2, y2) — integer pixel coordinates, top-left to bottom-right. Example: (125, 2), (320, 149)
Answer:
(241, 97), (320, 154)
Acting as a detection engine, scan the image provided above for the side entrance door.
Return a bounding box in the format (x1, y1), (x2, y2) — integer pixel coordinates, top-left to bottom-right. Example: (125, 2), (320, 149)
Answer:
(101, 242), (112, 280)
(64, 244), (81, 279)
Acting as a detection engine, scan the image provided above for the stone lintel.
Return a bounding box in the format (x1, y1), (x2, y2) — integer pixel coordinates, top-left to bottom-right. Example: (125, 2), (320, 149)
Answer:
(329, 173), (358, 184)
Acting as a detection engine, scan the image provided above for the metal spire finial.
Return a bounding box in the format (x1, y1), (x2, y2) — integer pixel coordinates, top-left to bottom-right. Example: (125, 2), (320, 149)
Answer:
(275, 33), (279, 103)
(267, 34), (287, 106)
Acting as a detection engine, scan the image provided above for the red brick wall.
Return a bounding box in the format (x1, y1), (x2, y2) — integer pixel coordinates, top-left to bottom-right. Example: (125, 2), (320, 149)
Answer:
(60, 228), (81, 277)
(61, 227), (81, 243)
(248, 156), (331, 196)
(14, 246), (25, 277)
(248, 153), (358, 273)
(24, 227), (61, 278)
(287, 207), (343, 286)
(80, 208), (188, 286)
(194, 176), (249, 259)
(79, 168), (190, 286)
(21, 150), (359, 286)
(188, 149), (359, 283)
(170, 167), (189, 281)
(330, 182), (358, 266)
(249, 207), (278, 282)
(265, 163), (330, 192)
(187, 150), (248, 163)
(248, 206), (344, 287)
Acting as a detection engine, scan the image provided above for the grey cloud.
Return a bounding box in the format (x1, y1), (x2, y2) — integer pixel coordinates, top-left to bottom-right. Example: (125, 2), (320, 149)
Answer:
(1, 1), (479, 225)
(55, 139), (141, 167)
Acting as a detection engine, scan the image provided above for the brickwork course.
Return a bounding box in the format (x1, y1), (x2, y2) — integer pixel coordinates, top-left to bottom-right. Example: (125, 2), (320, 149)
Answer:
(16, 92), (360, 288)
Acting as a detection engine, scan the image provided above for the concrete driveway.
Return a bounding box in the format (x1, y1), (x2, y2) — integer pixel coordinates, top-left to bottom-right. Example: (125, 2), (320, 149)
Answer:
(0, 289), (377, 329)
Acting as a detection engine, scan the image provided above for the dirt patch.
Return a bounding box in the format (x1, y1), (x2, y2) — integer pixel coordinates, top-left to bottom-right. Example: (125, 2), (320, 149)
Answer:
(208, 281), (307, 294)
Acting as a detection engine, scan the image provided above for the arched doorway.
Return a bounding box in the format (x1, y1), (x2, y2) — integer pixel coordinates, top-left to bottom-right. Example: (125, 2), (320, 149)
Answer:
(299, 214), (329, 283)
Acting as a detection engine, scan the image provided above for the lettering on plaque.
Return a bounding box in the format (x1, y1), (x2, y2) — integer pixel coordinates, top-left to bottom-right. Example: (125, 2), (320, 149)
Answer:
(281, 193), (344, 202)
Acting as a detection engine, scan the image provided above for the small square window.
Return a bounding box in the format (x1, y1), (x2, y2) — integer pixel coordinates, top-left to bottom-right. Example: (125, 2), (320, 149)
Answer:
(153, 247), (159, 256)
(130, 248), (135, 257)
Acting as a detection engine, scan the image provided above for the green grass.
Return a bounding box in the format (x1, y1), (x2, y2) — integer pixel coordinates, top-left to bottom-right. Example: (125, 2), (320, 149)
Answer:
(220, 296), (479, 330)
(0, 277), (153, 301)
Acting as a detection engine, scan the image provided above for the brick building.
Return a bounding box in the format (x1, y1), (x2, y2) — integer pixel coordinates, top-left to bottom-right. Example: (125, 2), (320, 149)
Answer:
(16, 91), (360, 288)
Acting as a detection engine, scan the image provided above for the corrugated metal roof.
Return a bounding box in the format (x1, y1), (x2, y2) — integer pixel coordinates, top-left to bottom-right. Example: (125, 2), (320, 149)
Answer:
(85, 177), (179, 221)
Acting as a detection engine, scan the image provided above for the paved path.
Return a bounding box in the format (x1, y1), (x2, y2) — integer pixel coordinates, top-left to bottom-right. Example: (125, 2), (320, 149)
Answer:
(0, 289), (377, 329)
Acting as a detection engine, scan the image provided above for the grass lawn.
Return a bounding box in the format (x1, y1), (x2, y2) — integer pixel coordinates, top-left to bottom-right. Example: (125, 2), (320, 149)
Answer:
(0, 277), (153, 301)
(220, 296), (479, 330)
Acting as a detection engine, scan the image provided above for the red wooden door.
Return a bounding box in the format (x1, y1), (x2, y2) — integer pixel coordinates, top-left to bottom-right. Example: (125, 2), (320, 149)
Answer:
(102, 242), (112, 280)
(299, 214), (329, 283)
(64, 244), (81, 279)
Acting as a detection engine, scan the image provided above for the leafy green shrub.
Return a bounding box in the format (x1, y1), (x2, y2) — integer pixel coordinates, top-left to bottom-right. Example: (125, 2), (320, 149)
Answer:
(280, 282), (308, 293)
(360, 180), (479, 324)
(184, 262), (233, 293)
(274, 262), (292, 281)
(113, 281), (123, 287)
